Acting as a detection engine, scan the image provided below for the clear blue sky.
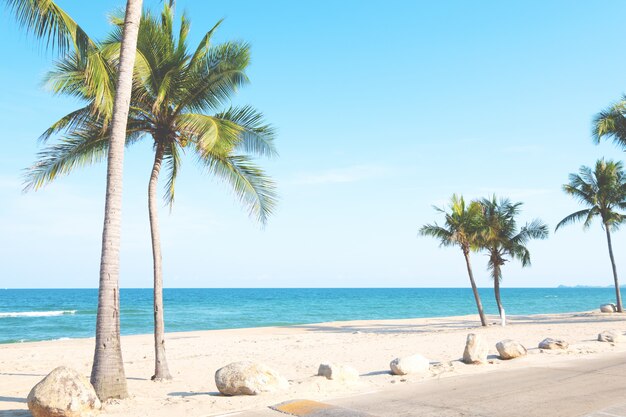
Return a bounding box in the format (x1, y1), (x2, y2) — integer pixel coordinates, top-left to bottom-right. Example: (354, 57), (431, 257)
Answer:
(1, 0), (626, 288)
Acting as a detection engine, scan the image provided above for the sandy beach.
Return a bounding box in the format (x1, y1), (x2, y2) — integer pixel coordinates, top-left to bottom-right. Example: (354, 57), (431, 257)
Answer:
(2, 311), (626, 416)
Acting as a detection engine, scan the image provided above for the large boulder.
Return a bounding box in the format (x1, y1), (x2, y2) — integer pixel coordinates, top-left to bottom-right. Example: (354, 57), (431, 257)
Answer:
(598, 330), (625, 343)
(27, 366), (101, 417)
(600, 304), (617, 313)
(463, 333), (489, 364)
(317, 363), (359, 381)
(389, 354), (430, 375)
(538, 338), (569, 350)
(215, 361), (289, 396)
(496, 340), (527, 360)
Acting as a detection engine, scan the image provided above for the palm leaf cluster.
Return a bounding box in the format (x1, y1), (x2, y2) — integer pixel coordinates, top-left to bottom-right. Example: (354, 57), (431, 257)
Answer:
(25, 3), (277, 222)
(420, 194), (548, 325)
(556, 160), (626, 232)
(479, 197), (548, 281)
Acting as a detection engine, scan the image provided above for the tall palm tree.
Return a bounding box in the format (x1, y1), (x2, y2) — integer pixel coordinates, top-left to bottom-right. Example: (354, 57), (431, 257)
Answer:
(25, 3), (277, 381)
(556, 160), (626, 313)
(420, 195), (488, 327)
(4, 0), (142, 399)
(477, 197), (548, 323)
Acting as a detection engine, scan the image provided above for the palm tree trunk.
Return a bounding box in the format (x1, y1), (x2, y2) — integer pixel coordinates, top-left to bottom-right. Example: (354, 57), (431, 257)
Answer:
(493, 266), (505, 322)
(149, 143), (172, 381)
(462, 250), (487, 326)
(91, 0), (143, 400)
(604, 224), (624, 313)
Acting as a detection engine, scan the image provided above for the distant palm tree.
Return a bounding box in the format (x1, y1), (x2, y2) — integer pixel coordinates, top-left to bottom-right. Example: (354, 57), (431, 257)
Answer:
(556, 160), (626, 313)
(4, 0), (142, 399)
(477, 197), (548, 323)
(593, 98), (626, 147)
(420, 195), (488, 327)
(25, 3), (277, 381)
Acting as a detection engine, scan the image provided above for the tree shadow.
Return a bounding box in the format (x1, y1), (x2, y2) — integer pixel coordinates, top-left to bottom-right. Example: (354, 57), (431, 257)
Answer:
(361, 370), (391, 376)
(0, 373), (44, 378)
(167, 391), (221, 397)
(0, 410), (31, 416)
(0, 397), (26, 404)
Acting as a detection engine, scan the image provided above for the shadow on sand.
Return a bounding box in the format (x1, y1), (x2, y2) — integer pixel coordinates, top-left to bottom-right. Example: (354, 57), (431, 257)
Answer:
(167, 391), (221, 398)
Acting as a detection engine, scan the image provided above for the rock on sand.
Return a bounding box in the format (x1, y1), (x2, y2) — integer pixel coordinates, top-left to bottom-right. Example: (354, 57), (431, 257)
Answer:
(27, 366), (101, 417)
(538, 338), (569, 350)
(598, 330), (625, 343)
(496, 339), (527, 359)
(463, 333), (489, 364)
(389, 354), (430, 375)
(317, 363), (360, 381)
(600, 304), (617, 313)
(215, 361), (289, 396)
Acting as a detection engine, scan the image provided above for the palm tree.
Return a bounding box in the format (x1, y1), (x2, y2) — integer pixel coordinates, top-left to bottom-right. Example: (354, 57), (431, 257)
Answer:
(420, 195), (488, 327)
(556, 160), (626, 313)
(593, 98), (626, 147)
(4, 0), (142, 399)
(25, 3), (277, 381)
(477, 197), (548, 323)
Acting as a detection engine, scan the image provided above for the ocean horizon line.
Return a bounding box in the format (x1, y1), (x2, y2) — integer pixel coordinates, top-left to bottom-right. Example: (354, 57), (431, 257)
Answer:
(1, 285), (619, 290)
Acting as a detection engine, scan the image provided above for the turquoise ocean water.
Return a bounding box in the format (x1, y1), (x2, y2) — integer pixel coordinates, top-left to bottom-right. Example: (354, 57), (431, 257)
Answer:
(0, 288), (619, 344)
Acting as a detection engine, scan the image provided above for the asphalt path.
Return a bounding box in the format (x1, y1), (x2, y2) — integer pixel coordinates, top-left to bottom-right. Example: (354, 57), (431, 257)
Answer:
(233, 352), (626, 417)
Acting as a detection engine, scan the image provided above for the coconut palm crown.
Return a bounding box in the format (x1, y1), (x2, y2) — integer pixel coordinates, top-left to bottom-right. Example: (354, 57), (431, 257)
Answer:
(593, 97), (626, 148)
(420, 194), (488, 326)
(556, 159), (626, 312)
(25, 5), (277, 220)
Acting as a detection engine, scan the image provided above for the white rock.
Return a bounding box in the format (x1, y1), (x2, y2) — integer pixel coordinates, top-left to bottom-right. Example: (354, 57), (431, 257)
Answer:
(389, 354), (430, 375)
(538, 338), (569, 350)
(27, 366), (101, 417)
(598, 330), (625, 343)
(463, 333), (489, 364)
(496, 339), (527, 359)
(317, 363), (359, 381)
(600, 304), (617, 313)
(215, 361), (288, 396)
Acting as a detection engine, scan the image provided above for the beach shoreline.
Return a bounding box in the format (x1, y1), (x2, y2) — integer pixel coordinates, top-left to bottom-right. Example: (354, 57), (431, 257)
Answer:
(2, 311), (626, 416)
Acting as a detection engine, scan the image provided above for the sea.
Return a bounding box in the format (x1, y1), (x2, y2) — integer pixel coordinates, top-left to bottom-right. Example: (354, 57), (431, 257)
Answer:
(0, 287), (619, 344)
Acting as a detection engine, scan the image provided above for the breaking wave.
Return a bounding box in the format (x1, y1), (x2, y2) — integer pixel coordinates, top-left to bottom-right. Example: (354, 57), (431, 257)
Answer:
(0, 310), (77, 318)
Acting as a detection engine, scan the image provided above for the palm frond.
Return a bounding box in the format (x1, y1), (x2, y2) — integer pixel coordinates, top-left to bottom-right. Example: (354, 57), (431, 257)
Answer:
(198, 152), (277, 225)
(215, 106), (278, 158)
(4, 0), (92, 55)
(555, 209), (592, 231)
(162, 143), (180, 208)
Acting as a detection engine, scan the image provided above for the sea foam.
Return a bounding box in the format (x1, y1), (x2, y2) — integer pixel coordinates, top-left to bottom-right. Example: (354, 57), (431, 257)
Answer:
(0, 310), (77, 318)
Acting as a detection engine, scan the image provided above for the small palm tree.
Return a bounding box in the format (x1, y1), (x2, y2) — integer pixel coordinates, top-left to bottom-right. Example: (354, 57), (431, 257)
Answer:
(420, 195), (488, 327)
(4, 0), (140, 399)
(25, 4), (277, 381)
(556, 160), (626, 312)
(477, 197), (548, 323)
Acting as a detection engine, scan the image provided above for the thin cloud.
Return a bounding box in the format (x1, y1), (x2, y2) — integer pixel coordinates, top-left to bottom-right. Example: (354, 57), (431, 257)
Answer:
(289, 165), (388, 185)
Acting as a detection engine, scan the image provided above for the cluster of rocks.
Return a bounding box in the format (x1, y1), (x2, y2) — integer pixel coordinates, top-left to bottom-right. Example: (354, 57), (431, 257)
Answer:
(461, 333), (571, 364)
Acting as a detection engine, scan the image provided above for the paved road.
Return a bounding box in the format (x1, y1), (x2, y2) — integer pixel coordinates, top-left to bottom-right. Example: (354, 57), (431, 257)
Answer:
(235, 352), (626, 417)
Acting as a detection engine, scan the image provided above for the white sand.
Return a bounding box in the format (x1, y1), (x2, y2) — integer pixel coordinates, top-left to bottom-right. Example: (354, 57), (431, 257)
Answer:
(1, 311), (626, 416)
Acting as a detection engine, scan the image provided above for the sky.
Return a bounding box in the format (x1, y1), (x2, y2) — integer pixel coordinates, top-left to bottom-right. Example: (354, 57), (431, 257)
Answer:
(1, 0), (626, 288)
